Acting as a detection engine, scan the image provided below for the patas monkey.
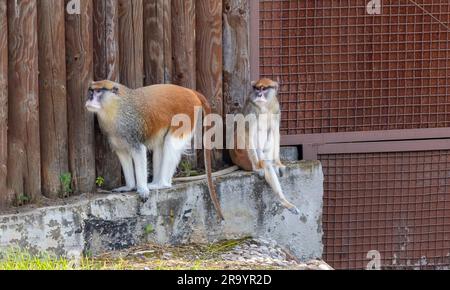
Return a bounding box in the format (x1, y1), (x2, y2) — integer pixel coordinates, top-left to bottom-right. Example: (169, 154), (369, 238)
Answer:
(230, 78), (300, 215)
(85, 80), (224, 220)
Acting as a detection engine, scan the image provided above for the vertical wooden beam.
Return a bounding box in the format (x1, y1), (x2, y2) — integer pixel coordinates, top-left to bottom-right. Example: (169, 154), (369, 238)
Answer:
(142, 0), (172, 85)
(93, 0), (122, 190)
(65, 0), (96, 194)
(7, 0), (41, 203)
(171, 0), (197, 168)
(143, 0), (164, 85)
(162, 0), (172, 83)
(0, 0), (8, 206)
(171, 0), (196, 89)
(118, 0), (144, 88)
(223, 0), (251, 115)
(196, 0), (223, 167)
(38, 0), (69, 198)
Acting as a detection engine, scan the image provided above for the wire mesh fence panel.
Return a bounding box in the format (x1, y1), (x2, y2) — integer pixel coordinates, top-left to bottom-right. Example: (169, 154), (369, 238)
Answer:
(259, 0), (450, 135)
(321, 150), (450, 270)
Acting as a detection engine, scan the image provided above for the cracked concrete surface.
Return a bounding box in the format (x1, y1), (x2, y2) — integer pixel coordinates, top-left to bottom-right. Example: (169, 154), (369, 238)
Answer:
(0, 161), (324, 261)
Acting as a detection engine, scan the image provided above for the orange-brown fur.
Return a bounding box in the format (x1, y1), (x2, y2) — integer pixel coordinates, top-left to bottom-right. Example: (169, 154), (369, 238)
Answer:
(252, 78), (278, 88)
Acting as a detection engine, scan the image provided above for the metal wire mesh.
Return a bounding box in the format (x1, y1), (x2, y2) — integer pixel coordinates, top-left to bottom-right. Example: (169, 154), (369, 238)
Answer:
(321, 150), (450, 270)
(259, 0), (450, 135)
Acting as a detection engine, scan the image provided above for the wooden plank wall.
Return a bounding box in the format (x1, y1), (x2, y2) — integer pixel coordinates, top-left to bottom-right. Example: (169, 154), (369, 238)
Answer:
(0, 0), (8, 207)
(223, 0), (251, 115)
(38, 0), (69, 198)
(93, 0), (122, 190)
(65, 0), (96, 194)
(7, 0), (41, 204)
(0, 0), (251, 208)
(196, 1), (224, 168)
(118, 0), (144, 88)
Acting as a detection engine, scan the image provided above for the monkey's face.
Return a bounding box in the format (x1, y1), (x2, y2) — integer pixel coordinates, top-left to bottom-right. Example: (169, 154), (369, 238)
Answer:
(85, 87), (118, 113)
(250, 79), (279, 107)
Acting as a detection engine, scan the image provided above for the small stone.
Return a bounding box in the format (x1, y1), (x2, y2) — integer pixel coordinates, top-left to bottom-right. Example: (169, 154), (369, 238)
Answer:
(162, 252), (173, 260)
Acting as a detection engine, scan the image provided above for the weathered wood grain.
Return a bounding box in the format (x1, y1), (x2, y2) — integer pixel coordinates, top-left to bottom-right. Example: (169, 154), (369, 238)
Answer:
(143, 0), (164, 85)
(171, 0), (196, 89)
(93, 0), (122, 189)
(223, 0), (251, 115)
(38, 0), (69, 198)
(0, 0), (8, 206)
(118, 0), (144, 88)
(196, 0), (224, 168)
(7, 0), (41, 203)
(162, 0), (172, 83)
(65, 0), (96, 194)
(171, 0), (197, 167)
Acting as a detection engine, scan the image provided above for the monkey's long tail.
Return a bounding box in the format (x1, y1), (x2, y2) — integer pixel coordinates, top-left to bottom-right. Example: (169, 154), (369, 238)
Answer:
(174, 166), (239, 182)
(263, 162), (300, 215)
(195, 92), (225, 220)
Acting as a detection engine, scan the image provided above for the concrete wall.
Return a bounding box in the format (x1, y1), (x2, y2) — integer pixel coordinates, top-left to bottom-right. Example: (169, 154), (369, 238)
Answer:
(0, 161), (324, 261)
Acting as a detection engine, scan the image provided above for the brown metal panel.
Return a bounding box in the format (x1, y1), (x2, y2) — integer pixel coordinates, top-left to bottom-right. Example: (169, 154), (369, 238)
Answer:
(258, 0), (450, 270)
(259, 0), (450, 136)
(7, 0), (41, 204)
(282, 128), (450, 146)
(321, 150), (450, 269)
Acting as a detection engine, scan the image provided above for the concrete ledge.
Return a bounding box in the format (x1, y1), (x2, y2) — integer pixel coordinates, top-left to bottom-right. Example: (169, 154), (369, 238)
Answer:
(0, 161), (324, 261)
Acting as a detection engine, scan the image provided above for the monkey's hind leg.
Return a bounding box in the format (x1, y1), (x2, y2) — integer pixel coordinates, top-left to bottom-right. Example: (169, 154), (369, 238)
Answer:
(272, 123), (286, 177)
(112, 150), (136, 193)
(148, 143), (163, 189)
(264, 162), (300, 215)
(149, 134), (191, 189)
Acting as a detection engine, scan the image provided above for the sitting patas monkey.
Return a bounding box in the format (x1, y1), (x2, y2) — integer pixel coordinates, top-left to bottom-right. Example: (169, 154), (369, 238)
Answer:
(230, 78), (300, 215)
(85, 80), (224, 220)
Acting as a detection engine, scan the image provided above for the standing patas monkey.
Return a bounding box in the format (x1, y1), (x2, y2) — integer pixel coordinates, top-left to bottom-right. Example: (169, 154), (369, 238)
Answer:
(230, 78), (300, 215)
(85, 80), (224, 220)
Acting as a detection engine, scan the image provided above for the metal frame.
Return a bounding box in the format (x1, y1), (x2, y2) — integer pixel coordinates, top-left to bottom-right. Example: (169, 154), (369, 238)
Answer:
(249, 1), (450, 158)
(252, 0), (450, 270)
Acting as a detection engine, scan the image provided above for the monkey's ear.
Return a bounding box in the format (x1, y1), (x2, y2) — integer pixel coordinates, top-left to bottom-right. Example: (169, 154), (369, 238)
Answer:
(112, 86), (119, 94)
(274, 81), (280, 90)
(251, 81), (257, 88)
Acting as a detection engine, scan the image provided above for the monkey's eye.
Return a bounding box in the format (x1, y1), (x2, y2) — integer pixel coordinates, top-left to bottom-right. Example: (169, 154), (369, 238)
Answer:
(88, 89), (94, 100)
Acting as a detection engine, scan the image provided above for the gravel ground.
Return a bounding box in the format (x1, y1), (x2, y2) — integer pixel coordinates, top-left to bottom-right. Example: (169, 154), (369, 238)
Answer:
(92, 238), (333, 270)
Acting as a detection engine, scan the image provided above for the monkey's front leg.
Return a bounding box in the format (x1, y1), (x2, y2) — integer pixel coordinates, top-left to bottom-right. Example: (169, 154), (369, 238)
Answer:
(247, 126), (265, 178)
(112, 151), (136, 193)
(131, 144), (150, 201)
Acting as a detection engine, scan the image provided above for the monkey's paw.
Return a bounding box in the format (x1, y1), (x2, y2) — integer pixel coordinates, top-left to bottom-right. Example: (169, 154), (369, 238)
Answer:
(276, 166), (286, 177)
(254, 168), (265, 179)
(112, 186), (136, 193)
(137, 187), (150, 202)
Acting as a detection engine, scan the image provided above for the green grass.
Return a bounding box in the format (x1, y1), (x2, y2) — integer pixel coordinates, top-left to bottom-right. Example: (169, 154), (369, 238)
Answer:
(0, 248), (99, 270)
